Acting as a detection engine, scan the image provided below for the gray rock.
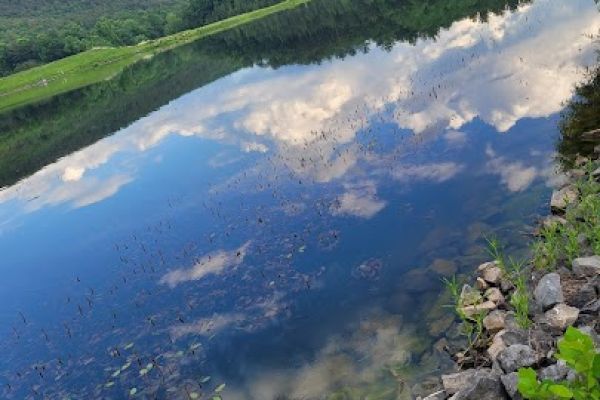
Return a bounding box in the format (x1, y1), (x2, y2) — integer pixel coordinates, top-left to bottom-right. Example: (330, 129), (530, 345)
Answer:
(572, 256), (600, 277)
(539, 360), (570, 382)
(534, 273), (564, 310)
(498, 344), (538, 372)
(550, 185), (577, 212)
(501, 372), (523, 400)
(442, 370), (477, 395)
(488, 331), (507, 361)
(545, 303), (579, 330)
(484, 310), (507, 332)
(595, 144), (600, 154)
(592, 167), (600, 178)
(420, 390), (446, 400)
(452, 370), (505, 400)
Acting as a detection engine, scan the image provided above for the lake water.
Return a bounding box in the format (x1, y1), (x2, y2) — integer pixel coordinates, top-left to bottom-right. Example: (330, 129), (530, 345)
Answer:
(0, 0), (599, 399)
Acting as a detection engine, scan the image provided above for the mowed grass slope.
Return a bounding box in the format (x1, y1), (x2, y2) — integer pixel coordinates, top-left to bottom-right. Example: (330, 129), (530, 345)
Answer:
(0, 0), (309, 113)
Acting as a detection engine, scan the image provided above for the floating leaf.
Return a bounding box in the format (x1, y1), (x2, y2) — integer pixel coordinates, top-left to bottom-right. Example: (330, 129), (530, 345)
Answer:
(124, 343), (134, 350)
(190, 343), (201, 351)
(199, 376), (211, 384)
(146, 363), (153, 371)
(212, 396), (222, 400)
(111, 370), (121, 378)
(214, 383), (226, 393)
(189, 393), (200, 399)
(129, 387), (137, 396)
(139, 368), (148, 376)
(105, 382), (115, 388)
(122, 362), (131, 370)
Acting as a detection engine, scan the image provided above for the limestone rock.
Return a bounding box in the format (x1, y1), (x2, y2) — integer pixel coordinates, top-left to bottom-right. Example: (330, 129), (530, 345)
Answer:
(572, 256), (600, 277)
(484, 310), (506, 332)
(485, 287), (505, 304)
(534, 273), (564, 310)
(488, 331), (507, 361)
(498, 344), (538, 372)
(460, 301), (497, 318)
(545, 303), (579, 330)
(550, 186), (577, 212)
(478, 262), (502, 284)
(476, 277), (489, 291)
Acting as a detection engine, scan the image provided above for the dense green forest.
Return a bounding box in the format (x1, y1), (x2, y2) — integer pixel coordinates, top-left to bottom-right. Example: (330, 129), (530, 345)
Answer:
(0, 0), (280, 76)
(0, 0), (530, 188)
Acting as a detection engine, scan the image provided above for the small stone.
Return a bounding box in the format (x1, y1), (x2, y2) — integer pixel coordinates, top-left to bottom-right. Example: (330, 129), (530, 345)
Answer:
(485, 287), (505, 304)
(534, 273), (564, 310)
(476, 277), (489, 291)
(501, 372), (522, 400)
(483, 310), (506, 332)
(460, 301), (497, 318)
(592, 167), (600, 178)
(574, 155), (589, 167)
(569, 169), (586, 179)
(545, 303), (579, 330)
(550, 185), (578, 212)
(572, 256), (600, 277)
(488, 331), (507, 361)
(539, 360), (569, 382)
(498, 344), (538, 372)
(478, 263), (502, 284)
(421, 390), (446, 400)
(460, 284), (482, 306)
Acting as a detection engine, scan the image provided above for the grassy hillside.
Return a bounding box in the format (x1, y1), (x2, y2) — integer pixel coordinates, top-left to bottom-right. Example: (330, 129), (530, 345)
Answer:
(0, 0), (309, 113)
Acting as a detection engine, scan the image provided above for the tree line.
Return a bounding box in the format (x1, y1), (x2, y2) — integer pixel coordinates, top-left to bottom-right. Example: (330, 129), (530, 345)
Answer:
(0, 0), (280, 77)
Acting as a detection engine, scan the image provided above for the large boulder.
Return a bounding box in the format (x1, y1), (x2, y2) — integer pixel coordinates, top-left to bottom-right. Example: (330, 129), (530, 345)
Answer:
(572, 256), (600, 277)
(533, 273), (564, 310)
(498, 344), (538, 372)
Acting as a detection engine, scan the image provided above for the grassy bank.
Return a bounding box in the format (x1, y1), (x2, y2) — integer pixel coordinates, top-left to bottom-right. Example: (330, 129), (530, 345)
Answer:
(0, 0), (309, 113)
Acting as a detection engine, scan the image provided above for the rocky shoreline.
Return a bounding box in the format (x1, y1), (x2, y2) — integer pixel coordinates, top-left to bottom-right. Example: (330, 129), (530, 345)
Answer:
(420, 146), (600, 400)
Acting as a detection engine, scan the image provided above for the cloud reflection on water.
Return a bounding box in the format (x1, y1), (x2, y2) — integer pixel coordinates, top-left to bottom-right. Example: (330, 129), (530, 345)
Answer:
(0, 0), (597, 218)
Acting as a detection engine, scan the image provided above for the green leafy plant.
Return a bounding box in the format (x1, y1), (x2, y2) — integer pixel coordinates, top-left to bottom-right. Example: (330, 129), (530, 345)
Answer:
(517, 327), (600, 400)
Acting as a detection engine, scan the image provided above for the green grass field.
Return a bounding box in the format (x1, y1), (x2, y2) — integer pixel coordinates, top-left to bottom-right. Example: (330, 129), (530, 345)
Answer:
(0, 0), (309, 113)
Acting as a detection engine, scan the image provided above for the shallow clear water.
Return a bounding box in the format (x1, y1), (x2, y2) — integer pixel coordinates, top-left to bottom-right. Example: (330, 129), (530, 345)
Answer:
(0, 0), (599, 399)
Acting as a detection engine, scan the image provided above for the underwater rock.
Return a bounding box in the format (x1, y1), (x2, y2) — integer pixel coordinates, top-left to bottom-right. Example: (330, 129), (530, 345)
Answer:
(352, 258), (383, 280)
(430, 258), (458, 277)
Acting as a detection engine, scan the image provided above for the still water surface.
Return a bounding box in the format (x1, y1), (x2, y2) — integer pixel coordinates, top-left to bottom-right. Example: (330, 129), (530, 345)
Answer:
(0, 0), (599, 398)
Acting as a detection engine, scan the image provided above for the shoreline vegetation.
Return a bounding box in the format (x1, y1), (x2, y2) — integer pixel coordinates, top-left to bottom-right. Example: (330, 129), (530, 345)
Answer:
(0, 0), (309, 113)
(419, 65), (600, 400)
(421, 152), (600, 400)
